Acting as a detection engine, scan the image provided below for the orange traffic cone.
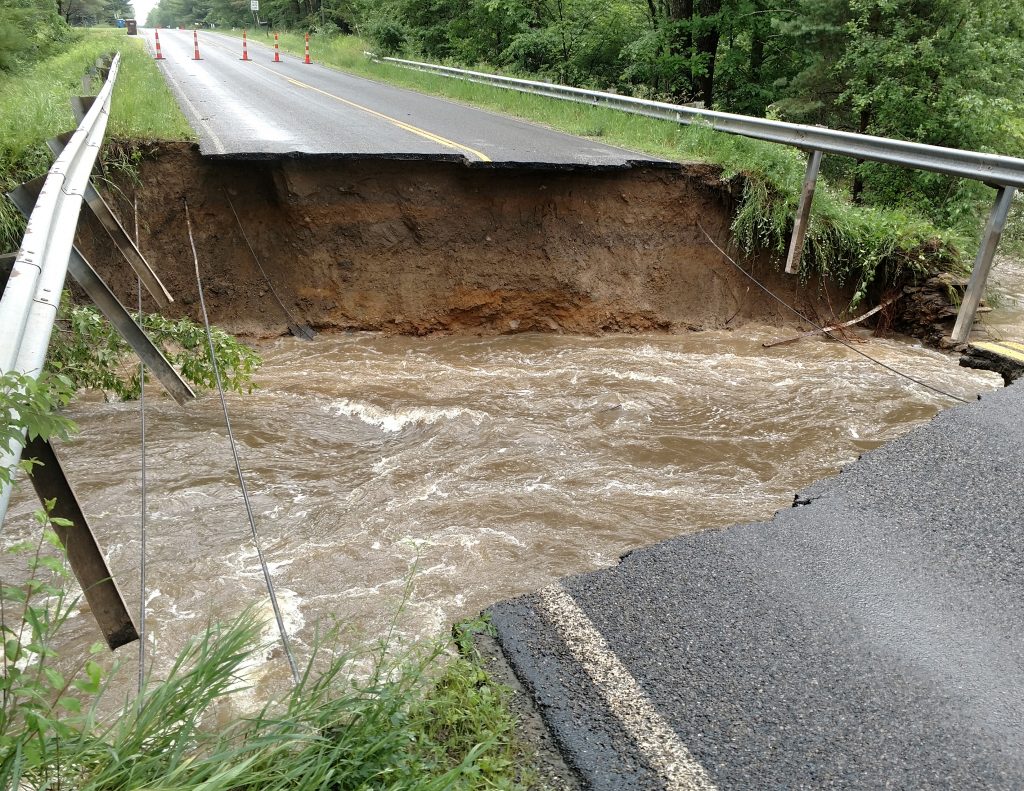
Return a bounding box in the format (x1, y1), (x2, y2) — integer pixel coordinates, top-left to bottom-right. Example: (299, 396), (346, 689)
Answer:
(273, 32), (281, 62)
(241, 29), (251, 61)
(192, 29), (202, 60)
(303, 32), (311, 64)
(154, 28), (165, 60)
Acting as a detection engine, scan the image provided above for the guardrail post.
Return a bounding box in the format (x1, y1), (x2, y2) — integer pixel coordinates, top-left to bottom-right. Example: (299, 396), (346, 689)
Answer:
(0, 252), (14, 291)
(7, 181), (196, 405)
(45, 135), (174, 307)
(70, 96), (97, 125)
(785, 149), (823, 275)
(951, 186), (1016, 344)
(23, 436), (138, 649)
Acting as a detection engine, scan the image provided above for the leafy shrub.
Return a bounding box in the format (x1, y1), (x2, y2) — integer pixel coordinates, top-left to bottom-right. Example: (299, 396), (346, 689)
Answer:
(49, 299), (262, 400)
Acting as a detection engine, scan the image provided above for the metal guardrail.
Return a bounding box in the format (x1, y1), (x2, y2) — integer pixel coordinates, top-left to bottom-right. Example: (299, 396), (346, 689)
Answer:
(378, 56), (1024, 189)
(0, 54), (121, 377)
(376, 54), (1021, 343)
(0, 53), (151, 646)
(0, 53), (121, 523)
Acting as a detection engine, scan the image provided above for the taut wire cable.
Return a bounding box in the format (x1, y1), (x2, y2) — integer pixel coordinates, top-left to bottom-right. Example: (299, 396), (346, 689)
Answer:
(134, 197), (147, 700)
(697, 224), (969, 404)
(183, 200), (300, 684)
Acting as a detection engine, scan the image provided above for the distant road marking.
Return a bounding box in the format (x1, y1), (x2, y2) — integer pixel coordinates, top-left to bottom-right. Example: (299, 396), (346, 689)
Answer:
(537, 584), (718, 791)
(202, 36), (491, 162)
(282, 75), (492, 162)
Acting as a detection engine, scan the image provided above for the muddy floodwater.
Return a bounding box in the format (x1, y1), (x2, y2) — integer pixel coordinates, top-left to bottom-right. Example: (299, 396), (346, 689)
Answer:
(2, 322), (1006, 697)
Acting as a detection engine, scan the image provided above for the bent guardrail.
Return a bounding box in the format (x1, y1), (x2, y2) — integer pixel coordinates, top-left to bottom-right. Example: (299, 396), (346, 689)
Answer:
(0, 53), (121, 525)
(375, 54), (1020, 342)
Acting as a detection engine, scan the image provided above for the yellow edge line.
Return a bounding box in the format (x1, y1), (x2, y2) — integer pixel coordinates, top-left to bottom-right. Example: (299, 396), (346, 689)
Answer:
(972, 341), (1024, 364)
(216, 39), (491, 162)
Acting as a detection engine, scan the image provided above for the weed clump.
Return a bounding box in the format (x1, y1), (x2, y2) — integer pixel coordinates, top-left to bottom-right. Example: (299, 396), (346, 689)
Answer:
(0, 545), (536, 790)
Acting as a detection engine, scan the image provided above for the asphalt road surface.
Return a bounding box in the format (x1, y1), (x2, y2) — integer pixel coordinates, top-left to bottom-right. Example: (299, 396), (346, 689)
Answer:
(144, 28), (664, 167)
(491, 381), (1024, 790)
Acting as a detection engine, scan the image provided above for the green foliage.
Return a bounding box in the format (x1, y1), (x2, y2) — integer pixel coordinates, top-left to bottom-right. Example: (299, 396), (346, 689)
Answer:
(0, 587), (536, 789)
(0, 371), (77, 490)
(147, 0), (357, 32)
(774, 0), (1024, 228)
(49, 299), (262, 400)
(0, 503), (88, 791)
(0, 30), (193, 253)
(0, 0), (74, 74)
(410, 616), (536, 786)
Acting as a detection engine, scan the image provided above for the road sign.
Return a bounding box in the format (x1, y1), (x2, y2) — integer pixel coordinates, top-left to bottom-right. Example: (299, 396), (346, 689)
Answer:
(250, 0), (259, 9)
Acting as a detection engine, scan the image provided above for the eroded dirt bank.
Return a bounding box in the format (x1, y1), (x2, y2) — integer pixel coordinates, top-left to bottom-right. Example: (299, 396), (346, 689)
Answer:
(81, 143), (851, 336)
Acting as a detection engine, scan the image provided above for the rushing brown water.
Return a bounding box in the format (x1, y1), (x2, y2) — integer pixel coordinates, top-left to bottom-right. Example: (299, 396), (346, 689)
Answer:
(985, 256), (1024, 339)
(2, 321), (1006, 698)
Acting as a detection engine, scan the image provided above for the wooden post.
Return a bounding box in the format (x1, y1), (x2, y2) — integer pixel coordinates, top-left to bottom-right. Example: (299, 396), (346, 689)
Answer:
(951, 186), (1016, 343)
(785, 149), (823, 275)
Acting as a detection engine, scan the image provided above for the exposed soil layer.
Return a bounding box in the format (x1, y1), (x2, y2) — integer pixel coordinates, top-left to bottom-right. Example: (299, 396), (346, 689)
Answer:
(80, 142), (853, 337)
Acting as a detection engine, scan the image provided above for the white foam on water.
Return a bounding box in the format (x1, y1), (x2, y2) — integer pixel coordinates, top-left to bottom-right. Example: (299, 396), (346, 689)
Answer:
(385, 482), (450, 511)
(601, 369), (678, 386)
(476, 527), (527, 547)
(229, 588), (306, 712)
(328, 399), (488, 433)
(372, 454), (402, 474)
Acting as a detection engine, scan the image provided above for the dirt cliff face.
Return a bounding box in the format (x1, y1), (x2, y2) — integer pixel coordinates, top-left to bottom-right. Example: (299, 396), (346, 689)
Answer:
(78, 143), (849, 337)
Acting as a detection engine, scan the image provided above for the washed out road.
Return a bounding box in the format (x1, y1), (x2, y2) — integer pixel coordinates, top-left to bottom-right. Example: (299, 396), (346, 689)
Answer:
(144, 26), (1024, 788)
(144, 28), (663, 166)
(491, 381), (1024, 789)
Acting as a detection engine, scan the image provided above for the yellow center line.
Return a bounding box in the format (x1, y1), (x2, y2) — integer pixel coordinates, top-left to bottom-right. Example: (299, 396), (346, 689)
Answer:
(203, 36), (491, 162)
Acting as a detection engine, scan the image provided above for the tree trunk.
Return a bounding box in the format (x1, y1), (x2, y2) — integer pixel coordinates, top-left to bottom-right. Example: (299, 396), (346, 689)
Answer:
(851, 106), (872, 204)
(694, 0), (721, 107)
(646, 0), (659, 27)
(665, 0), (694, 100)
(749, 7), (765, 83)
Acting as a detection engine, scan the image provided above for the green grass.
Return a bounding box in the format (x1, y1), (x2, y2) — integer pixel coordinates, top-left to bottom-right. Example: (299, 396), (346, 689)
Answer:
(3, 613), (539, 789)
(0, 28), (192, 252)
(228, 30), (969, 307)
(1, 543), (540, 791)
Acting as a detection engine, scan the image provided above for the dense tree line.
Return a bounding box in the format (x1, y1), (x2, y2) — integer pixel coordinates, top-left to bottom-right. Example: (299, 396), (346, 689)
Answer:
(143, 0), (1024, 224)
(147, 0), (355, 34)
(0, 0), (135, 74)
(0, 0), (71, 71)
